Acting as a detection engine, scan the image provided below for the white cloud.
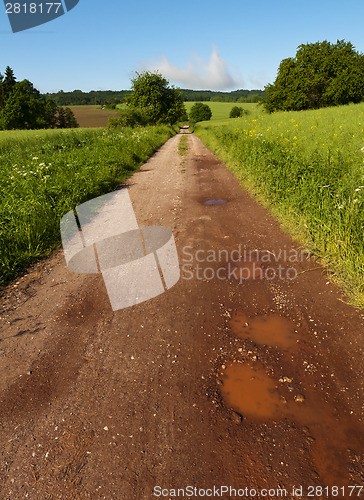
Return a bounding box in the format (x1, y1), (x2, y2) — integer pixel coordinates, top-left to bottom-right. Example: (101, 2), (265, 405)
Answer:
(143, 46), (242, 90)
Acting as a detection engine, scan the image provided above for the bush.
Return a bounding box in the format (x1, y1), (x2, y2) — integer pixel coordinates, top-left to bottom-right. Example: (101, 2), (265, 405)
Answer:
(128, 71), (187, 125)
(108, 107), (151, 128)
(189, 102), (212, 123)
(229, 106), (248, 118)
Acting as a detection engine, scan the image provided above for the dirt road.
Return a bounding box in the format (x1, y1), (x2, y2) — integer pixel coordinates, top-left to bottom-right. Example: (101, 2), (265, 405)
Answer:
(0, 132), (363, 499)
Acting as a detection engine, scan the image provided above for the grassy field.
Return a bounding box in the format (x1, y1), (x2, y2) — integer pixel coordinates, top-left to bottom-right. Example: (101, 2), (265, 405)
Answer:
(195, 102), (364, 307)
(69, 105), (119, 127)
(114, 101), (258, 122)
(0, 125), (176, 286)
(116, 102), (258, 121)
(0, 127), (80, 142)
(184, 102), (258, 120)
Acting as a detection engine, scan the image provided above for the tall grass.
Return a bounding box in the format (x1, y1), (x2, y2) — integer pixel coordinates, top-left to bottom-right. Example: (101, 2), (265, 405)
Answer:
(0, 126), (175, 286)
(195, 103), (364, 307)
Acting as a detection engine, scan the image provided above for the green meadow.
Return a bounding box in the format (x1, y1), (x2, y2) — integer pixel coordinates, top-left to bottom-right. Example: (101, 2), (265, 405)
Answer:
(0, 125), (176, 286)
(195, 102), (364, 306)
(184, 101), (258, 120)
(116, 101), (257, 121)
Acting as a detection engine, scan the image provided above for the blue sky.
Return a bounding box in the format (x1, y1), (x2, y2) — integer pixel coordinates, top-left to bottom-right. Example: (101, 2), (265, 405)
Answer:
(1, 0), (364, 93)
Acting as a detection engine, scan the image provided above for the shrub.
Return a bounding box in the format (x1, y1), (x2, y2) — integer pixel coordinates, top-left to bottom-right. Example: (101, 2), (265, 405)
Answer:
(189, 102), (212, 123)
(229, 106), (248, 118)
(108, 107), (151, 128)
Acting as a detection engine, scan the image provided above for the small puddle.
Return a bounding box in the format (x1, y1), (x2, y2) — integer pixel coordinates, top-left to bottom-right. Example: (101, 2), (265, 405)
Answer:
(203, 199), (228, 205)
(230, 311), (298, 349)
(220, 362), (282, 420)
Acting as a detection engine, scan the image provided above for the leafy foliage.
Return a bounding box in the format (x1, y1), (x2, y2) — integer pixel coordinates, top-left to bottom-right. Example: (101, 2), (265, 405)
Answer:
(109, 107), (151, 128)
(263, 40), (364, 112)
(229, 106), (248, 118)
(189, 102), (212, 123)
(128, 71), (187, 125)
(0, 66), (79, 130)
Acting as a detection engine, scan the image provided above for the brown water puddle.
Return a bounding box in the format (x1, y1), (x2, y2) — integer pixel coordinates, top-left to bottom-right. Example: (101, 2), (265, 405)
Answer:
(220, 362), (282, 420)
(203, 199), (228, 205)
(220, 362), (363, 489)
(230, 311), (298, 349)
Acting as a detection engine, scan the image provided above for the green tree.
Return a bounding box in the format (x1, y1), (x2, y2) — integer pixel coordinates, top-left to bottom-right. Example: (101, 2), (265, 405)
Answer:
(189, 102), (212, 123)
(63, 107), (79, 128)
(263, 40), (364, 112)
(229, 106), (248, 118)
(109, 106), (150, 128)
(128, 71), (186, 124)
(44, 99), (58, 128)
(0, 73), (4, 109)
(1, 80), (47, 129)
(2, 66), (16, 103)
(56, 107), (67, 128)
(0, 66), (78, 130)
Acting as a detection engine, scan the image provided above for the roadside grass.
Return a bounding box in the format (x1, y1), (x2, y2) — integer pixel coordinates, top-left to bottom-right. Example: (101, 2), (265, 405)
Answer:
(195, 102), (364, 307)
(0, 125), (175, 287)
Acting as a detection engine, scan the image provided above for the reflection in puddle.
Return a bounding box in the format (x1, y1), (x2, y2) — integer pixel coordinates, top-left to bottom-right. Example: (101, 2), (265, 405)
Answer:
(204, 199), (228, 205)
(230, 311), (297, 349)
(221, 362), (282, 420)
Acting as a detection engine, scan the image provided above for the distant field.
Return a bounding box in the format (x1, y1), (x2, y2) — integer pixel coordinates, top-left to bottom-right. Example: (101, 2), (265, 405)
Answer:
(115, 101), (259, 122)
(69, 105), (119, 127)
(195, 102), (364, 306)
(184, 102), (258, 120)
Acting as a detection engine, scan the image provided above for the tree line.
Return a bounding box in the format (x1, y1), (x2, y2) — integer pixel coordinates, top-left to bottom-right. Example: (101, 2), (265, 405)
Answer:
(0, 66), (78, 130)
(44, 88), (265, 107)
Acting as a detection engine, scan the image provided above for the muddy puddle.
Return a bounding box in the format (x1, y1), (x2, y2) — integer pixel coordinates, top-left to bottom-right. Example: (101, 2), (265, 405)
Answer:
(230, 311), (298, 349)
(220, 362), (283, 420)
(203, 199), (228, 205)
(220, 360), (363, 488)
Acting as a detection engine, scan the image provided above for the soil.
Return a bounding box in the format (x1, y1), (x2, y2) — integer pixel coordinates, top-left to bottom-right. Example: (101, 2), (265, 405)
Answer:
(69, 106), (119, 128)
(0, 131), (363, 499)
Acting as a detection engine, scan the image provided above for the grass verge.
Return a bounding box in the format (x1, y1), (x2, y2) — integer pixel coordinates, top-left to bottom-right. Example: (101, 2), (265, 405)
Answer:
(0, 125), (175, 287)
(195, 103), (364, 307)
